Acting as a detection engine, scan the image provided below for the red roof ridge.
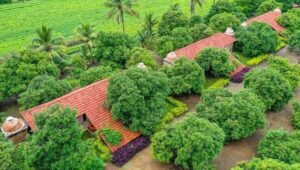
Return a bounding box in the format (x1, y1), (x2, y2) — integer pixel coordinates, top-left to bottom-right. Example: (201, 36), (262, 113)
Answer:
(246, 11), (285, 32)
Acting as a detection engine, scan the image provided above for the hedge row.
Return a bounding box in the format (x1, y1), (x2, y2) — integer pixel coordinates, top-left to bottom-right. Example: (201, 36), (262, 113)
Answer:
(162, 97), (188, 123)
(207, 79), (230, 90)
(246, 54), (269, 67)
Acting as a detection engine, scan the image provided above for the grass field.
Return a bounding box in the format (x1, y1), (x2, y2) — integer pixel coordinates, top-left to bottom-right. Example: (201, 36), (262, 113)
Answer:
(0, 0), (216, 56)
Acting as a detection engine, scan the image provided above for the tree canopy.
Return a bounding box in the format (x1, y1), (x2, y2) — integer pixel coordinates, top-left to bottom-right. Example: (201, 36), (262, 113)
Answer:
(278, 9), (300, 34)
(196, 47), (234, 77)
(19, 105), (104, 170)
(79, 66), (115, 87)
(18, 75), (73, 110)
(232, 158), (300, 170)
(151, 116), (225, 170)
(125, 47), (158, 70)
(209, 12), (241, 32)
(196, 89), (266, 141)
(256, 0), (282, 15)
(288, 31), (300, 50)
(107, 67), (170, 135)
(189, 23), (213, 42)
(236, 22), (279, 57)
(244, 68), (293, 111)
(258, 129), (300, 164)
(0, 135), (15, 170)
(235, 0), (263, 17)
(162, 58), (205, 95)
(158, 10), (188, 36)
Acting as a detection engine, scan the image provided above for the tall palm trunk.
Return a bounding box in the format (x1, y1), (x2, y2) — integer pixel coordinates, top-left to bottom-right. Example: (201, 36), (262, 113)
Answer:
(190, 1), (195, 14)
(121, 9), (125, 33)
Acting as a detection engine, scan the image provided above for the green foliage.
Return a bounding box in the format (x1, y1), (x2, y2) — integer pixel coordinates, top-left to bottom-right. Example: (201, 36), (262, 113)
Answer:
(292, 102), (300, 130)
(257, 0), (282, 15)
(258, 129), (300, 164)
(188, 15), (203, 26)
(235, 0), (263, 17)
(246, 54), (269, 67)
(0, 50), (59, 102)
(236, 22), (280, 57)
(126, 47), (158, 70)
(196, 89), (266, 141)
(196, 47), (234, 77)
(19, 105), (104, 170)
(232, 158), (300, 170)
(288, 31), (300, 50)
(151, 116), (225, 170)
(108, 67), (170, 135)
(268, 56), (300, 89)
(18, 75), (72, 110)
(189, 23), (213, 42)
(86, 138), (112, 162)
(209, 12), (241, 32)
(161, 97), (188, 124)
(277, 9), (300, 34)
(170, 27), (193, 50)
(162, 58), (205, 95)
(94, 31), (138, 67)
(79, 66), (114, 87)
(156, 36), (174, 57)
(0, 136), (15, 170)
(158, 10), (188, 36)
(244, 68), (293, 111)
(207, 78), (230, 90)
(100, 127), (122, 146)
(275, 0), (294, 11)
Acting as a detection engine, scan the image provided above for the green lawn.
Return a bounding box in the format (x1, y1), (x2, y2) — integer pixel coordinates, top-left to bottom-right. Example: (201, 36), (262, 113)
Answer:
(0, 0), (216, 56)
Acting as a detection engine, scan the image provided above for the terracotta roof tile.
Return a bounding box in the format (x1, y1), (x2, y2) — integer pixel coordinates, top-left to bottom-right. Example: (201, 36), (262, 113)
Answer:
(247, 11), (285, 32)
(165, 33), (236, 63)
(21, 79), (140, 152)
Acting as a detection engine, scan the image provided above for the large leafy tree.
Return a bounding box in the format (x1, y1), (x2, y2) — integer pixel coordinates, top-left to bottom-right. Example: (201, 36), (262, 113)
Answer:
(0, 50), (59, 103)
(288, 31), (300, 51)
(162, 57), (205, 95)
(278, 9), (300, 34)
(236, 22), (279, 57)
(18, 75), (73, 110)
(256, 0), (282, 15)
(151, 116), (225, 169)
(208, 12), (241, 32)
(235, 0), (263, 17)
(19, 105), (104, 170)
(158, 10), (188, 36)
(125, 47), (158, 70)
(268, 56), (300, 89)
(104, 0), (139, 33)
(189, 0), (204, 14)
(94, 31), (138, 67)
(258, 129), (300, 164)
(189, 23), (213, 41)
(244, 68), (293, 111)
(0, 135), (15, 170)
(32, 25), (65, 59)
(79, 66), (115, 87)
(232, 158), (300, 170)
(196, 89), (266, 141)
(107, 67), (170, 135)
(275, 0), (294, 11)
(196, 47), (234, 77)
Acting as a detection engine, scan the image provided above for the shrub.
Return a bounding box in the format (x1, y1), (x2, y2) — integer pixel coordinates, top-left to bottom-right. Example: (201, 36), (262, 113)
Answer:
(112, 136), (150, 166)
(100, 128), (122, 146)
(292, 102), (300, 130)
(196, 89), (266, 141)
(209, 12), (241, 32)
(162, 58), (205, 95)
(196, 47), (234, 77)
(151, 116), (225, 169)
(166, 97), (188, 117)
(288, 31), (300, 50)
(231, 67), (251, 83)
(246, 54), (269, 66)
(86, 138), (112, 162)
(236, 22), (279, 57)
(207, 79), (230, 89)
(244, 68), (293, 111)
(232, 158), (300, 170)
(258, 129), (300, 164)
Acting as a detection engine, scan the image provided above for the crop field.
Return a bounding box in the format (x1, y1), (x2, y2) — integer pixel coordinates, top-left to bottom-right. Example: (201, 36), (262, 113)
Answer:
(0, 0), (216, 56)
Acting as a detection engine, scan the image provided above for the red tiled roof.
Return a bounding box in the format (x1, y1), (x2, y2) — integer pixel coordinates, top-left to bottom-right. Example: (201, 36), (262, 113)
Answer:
(165, 33), (236, 63)
(247, 11), (285, 32)
(21, 79), (140, 152)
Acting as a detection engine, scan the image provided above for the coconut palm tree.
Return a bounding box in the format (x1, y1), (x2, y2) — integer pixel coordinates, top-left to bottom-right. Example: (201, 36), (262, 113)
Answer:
(32, 25), (65, 59)
(138, 13), (158, 50)
(104, 0), (139, 33)
(190, 0), (205, 14)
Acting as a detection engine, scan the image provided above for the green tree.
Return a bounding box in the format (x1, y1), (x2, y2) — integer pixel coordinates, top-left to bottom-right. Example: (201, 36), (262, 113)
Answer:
(0, 50), (59, 103)
(170, 27), (193, 49)
(236, 22), (280, 57)
(190, 0), (204, 14)
(32, 25), (65, 59)
(292, 102), (300, 130)
(151, 116), (225, 169)
(235, 0), (263, 17)
(79, 66), (115, 87)
(277, 9), (300, 34)
(0, 136), (15, 170)
(232, 158), (300, 170)
(196, 47), (234, 77)
(162, 58), (205, 95)
(108, 67), (170, 135)
(94, 31), (138, 67)
(18, 75), (72, 110)
(158, 10), (188, 36)
(189, 23), (213, 41)
(244, 68), (293, 111)
(257, 0), (282, 15)
(156, 36), (174, 57)
(188, 15), (203, 26)
(19, 105), (104, 170)
(258, 129), (300, 164)
(275, 0), (294, 11)
(125, 47), (158, 70)
(196, 89), (266, 141)
(138, 13), (158, 50)
(288, 31), (300, 51)
(104, 0), (139, 33)
(209, 12), (241, 32)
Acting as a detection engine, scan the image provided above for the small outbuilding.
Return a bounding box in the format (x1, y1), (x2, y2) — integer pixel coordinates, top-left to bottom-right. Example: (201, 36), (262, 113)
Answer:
(1, 116), (28, 143)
